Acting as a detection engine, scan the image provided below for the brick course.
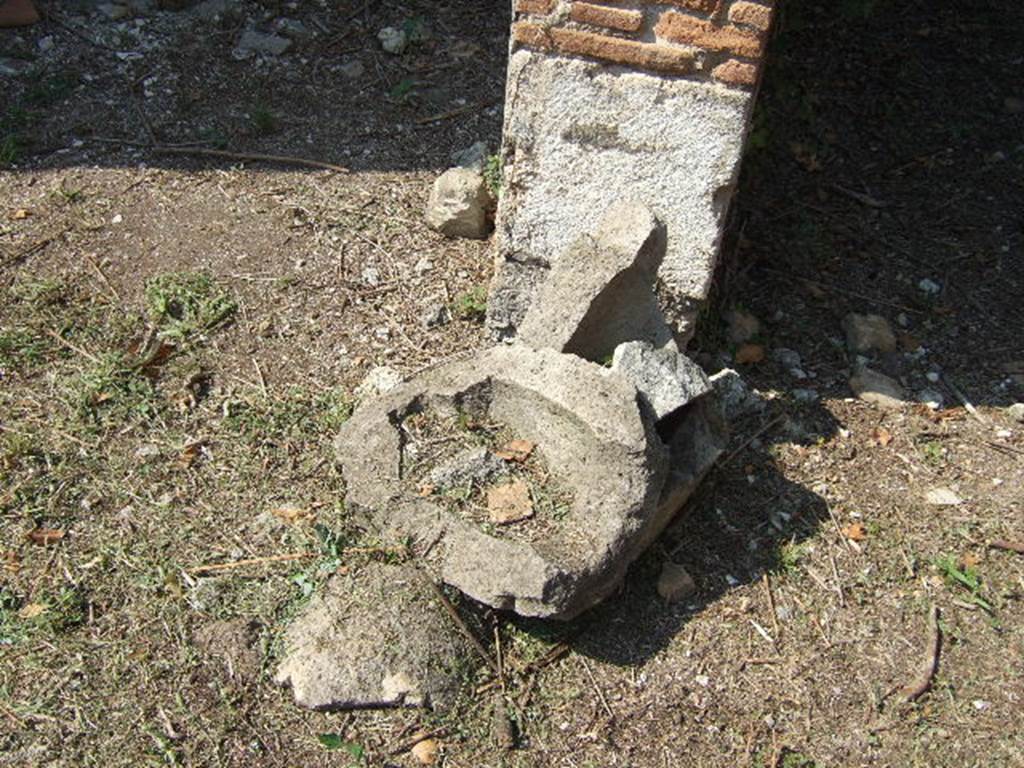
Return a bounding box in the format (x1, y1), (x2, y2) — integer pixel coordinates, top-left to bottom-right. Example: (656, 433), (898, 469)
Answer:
(711, 59), (757, 86)
(570, 2), (644, 33)
(513, 22), (695, 75)
(654, 11), (764, 58)
(513, 0), (555, 14)
(512, 0), (774, 89)
(728, 2), (773, 31)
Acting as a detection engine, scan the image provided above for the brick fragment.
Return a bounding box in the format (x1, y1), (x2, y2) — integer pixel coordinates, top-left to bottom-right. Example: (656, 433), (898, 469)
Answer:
(654, 10), (764, 58)
(728, 1), (773, 31)
(513, 22), (695, 74)
(570, 2), (644, 33)
(514, 0), (555, 14)
(711, 59), (758, 87)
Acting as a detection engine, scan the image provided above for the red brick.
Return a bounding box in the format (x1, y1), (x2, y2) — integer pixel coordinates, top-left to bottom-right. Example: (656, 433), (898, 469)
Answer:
(654, 10), (764, 58)
(712, 58), (758, 87)
(514, 0), (555, 14)
(570, 2), (644, 33)
(728, 1), (773, 31)
(513, 22), (695, 74)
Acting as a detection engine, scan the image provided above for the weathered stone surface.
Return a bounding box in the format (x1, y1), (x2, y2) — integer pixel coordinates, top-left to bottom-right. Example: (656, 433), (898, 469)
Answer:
(488, 52), (755, 340)
(355, 366), (403, 400)
(275, 563), (472, 710)
(709, 368), (765, 420)
(842, 313), (897, 353)
(655, 395), (726, 519)
(1008, 403), (1024, 423)
(610, 340), (712, 420)
(334, 344), (669, 619)
(451, 141), (490, 172)
(425, 168), (493, 240)
(516, 200), (672, 361)
(850, 367), (906, 409)
(427, 447), (507, 491)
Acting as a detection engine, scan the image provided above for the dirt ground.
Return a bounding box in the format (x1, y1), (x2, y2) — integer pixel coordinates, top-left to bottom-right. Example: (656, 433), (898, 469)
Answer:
(2, 1), (1023, 767)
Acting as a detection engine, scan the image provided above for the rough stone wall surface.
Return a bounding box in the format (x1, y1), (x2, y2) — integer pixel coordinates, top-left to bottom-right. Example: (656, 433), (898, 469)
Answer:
(488, 0), (775, 340)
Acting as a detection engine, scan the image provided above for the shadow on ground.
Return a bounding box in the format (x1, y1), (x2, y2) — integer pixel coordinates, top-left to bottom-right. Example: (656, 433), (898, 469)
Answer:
(1, 0), (511, 175)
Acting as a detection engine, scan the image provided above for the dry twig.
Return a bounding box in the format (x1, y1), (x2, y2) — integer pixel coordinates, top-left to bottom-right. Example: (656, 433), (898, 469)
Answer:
(422, 578), (499, 675)
(45, 329), (101, 364)
(902, 605), (941, 702)
(580, 657), (614, 719)
(153, 146), (349, 173)
(188, 553), (315, 573)
(763, 572), (781, 638)
(989, 539), (1024, 555)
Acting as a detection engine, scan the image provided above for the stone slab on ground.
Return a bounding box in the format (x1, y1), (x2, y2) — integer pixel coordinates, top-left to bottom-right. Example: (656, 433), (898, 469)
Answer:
(275, 563), (472, 710)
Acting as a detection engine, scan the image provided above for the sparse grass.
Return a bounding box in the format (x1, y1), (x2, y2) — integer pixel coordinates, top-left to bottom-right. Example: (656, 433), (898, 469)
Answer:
(251, 105), (278, 135)
(62, 350), (158, 427)
(0, 326), (47, 371)
(775, 539), (810, 575)
(934, 554), (994, 613)
(24, 68), (79, 109)
(452, 285), (488, 322)
(921, 440), (944, 465)
(0, 134), (21, 167)
(483, 153), (503, 198)
(144, 271), (237, 343)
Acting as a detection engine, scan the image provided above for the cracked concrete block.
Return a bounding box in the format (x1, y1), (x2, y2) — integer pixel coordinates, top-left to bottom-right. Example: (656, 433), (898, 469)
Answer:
(334, 344), (670, 619)
(275, 563), (472, 710)
(516, 200), (673, 362)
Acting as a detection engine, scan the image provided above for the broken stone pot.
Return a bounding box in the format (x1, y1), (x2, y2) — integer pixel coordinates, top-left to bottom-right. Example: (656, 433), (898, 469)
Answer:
(334, 344), (677, 620)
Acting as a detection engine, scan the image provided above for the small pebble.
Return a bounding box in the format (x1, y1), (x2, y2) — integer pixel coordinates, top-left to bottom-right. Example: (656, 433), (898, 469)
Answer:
(657, 561), (697, 603)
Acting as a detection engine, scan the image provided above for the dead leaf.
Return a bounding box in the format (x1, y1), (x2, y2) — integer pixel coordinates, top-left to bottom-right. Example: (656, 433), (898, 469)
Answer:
(26, 527), (65, 545)
(10, 208), (31, 220)
(735, 343), (765, 365)
(176, 440), (206, 469)
(271, 505), (313, 525)
(495, 439), (535, 463)
(960, 552), (981, 569)
(18, 603), (48, 619)
(487, 479), (534, 525)
(841, 522), (868, 542)
(411, 738), (440, 765)
(872, 427), (894, 447)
